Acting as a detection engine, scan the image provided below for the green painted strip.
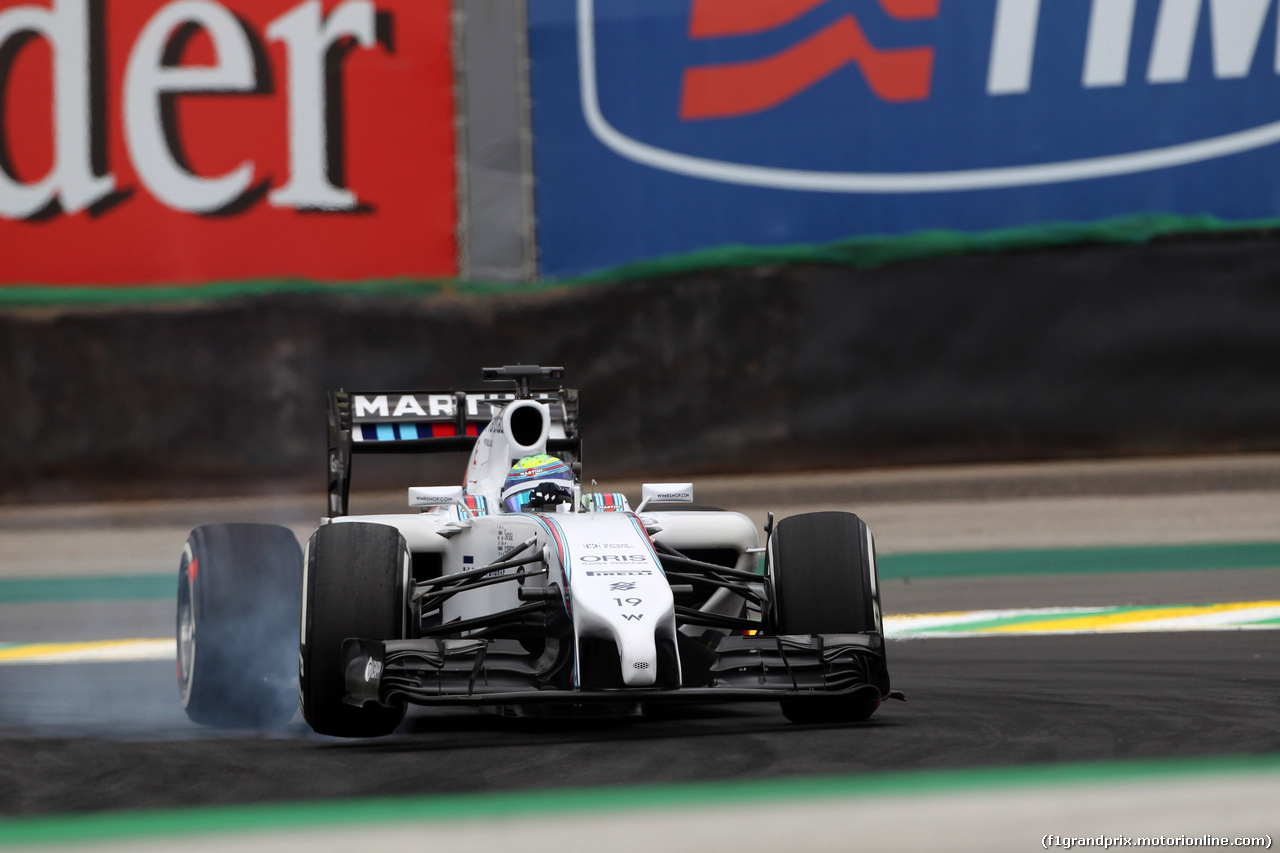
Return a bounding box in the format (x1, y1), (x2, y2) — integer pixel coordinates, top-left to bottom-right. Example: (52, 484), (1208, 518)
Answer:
(878, 542), (1280, 580)
(4, 211), (1278, 307)
(1, 753), (1278, 847)
(0, 575), (173, 604)
(567, 211), (1276, 284)
(0, 277), (573, 308)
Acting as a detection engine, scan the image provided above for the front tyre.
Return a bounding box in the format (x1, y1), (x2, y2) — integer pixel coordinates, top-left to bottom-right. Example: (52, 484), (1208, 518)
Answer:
(300, 522), (409, 738)
(769, 511), (889, 724)
(177, 523), (302, 728)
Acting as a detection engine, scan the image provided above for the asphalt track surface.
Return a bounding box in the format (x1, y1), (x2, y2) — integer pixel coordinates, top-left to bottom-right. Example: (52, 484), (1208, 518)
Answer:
(1, 632), (1278, 810)
(1, 457), (1279, 848)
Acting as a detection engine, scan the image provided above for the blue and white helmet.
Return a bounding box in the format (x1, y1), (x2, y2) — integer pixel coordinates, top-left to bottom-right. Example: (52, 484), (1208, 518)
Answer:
(500, 454), (574, 513)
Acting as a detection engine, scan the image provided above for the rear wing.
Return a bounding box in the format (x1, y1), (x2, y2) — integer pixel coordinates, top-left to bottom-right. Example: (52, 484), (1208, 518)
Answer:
(327, 379), (580, 516)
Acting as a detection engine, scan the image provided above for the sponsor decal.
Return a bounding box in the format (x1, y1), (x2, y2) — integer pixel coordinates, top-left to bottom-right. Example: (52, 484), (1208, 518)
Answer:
(580, 554), (647, 563)
(583, 542), (635, 549)
(1, 0), (456, 284)
(408, 485), (463, 505)
(350, 392), (558, 423)
(363, 657), (382, 682)
(583, 569), (653, 577)
(575, 0), (1280, 191)
(409, 494), (455, 506)
(679, 0), (936, 122)
(529, 0), (1280, 277)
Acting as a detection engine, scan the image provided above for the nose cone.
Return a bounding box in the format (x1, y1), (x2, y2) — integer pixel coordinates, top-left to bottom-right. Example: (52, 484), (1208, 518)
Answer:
(617, 629), (659, 687)
(552, 512), (680, 689)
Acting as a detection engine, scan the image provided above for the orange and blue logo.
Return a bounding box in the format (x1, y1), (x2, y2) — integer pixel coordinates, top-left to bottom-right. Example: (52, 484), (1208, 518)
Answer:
(679, 0), (937, 121)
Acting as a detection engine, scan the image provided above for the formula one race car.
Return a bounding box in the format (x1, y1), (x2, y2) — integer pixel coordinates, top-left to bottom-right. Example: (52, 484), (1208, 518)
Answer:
(177, 366), (901, 736)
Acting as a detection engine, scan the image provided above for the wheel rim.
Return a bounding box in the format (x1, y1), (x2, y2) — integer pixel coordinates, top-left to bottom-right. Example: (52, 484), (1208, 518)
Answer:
(177, 569), (196, 706)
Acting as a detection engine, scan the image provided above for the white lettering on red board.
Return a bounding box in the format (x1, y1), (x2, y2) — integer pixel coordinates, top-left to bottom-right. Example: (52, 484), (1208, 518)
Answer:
(0, 0), (378, 219)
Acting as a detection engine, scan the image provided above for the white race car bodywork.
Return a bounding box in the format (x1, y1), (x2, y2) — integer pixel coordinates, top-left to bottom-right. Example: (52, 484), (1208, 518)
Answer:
(179, 367), (898, 736)
(330, 395), (760, 692)
(331, 507), (759, 689)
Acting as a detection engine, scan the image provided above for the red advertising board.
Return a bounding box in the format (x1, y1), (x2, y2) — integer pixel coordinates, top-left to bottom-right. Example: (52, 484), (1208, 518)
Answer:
(0, 0), (456, 284)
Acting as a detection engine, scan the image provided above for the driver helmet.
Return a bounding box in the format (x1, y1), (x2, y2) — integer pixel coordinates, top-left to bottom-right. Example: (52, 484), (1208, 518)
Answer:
(500, 454), (574, 513)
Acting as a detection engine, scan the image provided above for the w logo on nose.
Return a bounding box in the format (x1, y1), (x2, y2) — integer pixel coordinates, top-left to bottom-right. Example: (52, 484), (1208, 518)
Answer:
(680, 0), (938, 121)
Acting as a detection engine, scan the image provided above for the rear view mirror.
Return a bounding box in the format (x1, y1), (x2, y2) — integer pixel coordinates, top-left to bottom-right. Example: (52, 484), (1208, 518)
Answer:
(637, 483), (694, 512)
(409, 486), (465, 508)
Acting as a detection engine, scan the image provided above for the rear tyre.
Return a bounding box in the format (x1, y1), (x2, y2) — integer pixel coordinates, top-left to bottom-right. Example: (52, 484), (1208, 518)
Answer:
(769, 511), (888, 724)
(300, 522), (408, 738)
(177, 523), (302, 728)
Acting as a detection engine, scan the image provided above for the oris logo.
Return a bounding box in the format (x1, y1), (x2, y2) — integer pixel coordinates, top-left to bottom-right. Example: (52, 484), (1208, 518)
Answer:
(580, 554), (647, 563)
(0, 0), (456, 283)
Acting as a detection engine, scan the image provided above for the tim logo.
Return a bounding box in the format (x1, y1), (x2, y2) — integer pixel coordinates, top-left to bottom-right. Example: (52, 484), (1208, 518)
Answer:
(577, 0), (1280, 193)
(680, 0), (936, 120)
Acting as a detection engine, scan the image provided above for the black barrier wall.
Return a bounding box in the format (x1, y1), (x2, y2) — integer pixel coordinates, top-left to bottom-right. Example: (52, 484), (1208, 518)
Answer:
(3, 234), (1280, 501)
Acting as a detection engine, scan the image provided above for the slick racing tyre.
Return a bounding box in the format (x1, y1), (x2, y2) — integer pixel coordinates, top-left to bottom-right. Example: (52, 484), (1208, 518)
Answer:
(300, 522), (409, 738)
(769, 511), (888, 724)
(177, 523), (303, 728)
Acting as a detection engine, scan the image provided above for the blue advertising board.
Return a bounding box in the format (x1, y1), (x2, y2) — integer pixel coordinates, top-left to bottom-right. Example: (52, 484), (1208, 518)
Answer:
(528, 0), (1280, 278)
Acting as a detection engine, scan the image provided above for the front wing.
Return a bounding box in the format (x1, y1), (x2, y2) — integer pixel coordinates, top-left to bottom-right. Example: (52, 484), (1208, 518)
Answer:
(343, 633), (901, 707)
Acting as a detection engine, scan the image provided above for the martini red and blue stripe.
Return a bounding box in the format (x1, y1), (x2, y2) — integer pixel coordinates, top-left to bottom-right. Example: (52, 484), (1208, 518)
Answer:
(354, 422), (480, 442)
